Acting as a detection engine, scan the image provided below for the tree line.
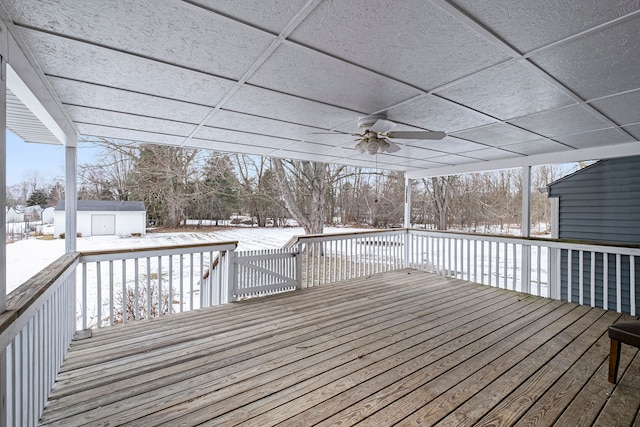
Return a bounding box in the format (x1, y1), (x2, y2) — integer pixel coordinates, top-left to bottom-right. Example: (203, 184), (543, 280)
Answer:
(7, 139), (564, 235)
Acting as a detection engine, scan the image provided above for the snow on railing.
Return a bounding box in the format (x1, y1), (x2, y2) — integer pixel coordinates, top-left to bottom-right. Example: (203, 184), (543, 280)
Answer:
(1, 253), (78, 427)
(78, 241), (237, 329)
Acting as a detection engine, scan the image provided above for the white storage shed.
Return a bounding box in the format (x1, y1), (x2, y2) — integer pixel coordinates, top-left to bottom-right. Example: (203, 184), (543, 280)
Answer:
(54, 200), (146, 237)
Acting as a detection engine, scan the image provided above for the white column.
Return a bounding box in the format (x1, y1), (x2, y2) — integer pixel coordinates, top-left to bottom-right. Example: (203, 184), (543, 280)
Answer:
(521, 166), (531, 237)
(0, 37), (8, 427)
(404, 176), (411, 228)
(549, 196), (561, 299)
(65, 144), (77, 253)
(0, 54), (6, 313)
(521, 166), (531, 293)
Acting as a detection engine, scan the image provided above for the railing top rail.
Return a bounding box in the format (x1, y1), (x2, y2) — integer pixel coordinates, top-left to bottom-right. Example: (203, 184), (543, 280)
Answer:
(285, 228), (405, 246)
(1, 252), (79, 346)
(79, 240), (238, 262)
(408, 228), (640, 255)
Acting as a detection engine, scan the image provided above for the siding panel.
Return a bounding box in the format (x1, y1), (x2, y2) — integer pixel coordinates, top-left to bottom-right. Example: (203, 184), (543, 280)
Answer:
(550, 156), (640, 314)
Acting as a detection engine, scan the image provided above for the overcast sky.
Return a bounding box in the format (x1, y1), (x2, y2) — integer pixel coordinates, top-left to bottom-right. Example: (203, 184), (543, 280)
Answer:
(5, 129), (103, 186)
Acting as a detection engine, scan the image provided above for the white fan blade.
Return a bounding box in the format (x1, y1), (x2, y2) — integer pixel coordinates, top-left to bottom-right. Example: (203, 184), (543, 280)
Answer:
(387, 130), (446, 140)
(384, 139), (401, 153)
(370, 119), (397, 134)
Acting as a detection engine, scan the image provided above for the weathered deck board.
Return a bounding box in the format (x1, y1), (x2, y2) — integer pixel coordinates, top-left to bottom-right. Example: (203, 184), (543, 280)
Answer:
(39, 269), (640, 426)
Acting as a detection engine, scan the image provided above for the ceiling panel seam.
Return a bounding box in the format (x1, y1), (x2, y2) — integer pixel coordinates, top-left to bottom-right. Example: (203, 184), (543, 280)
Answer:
(430, 0), (638, 143)
(180, 0), (326, 147)
(15, 8), (591, 147)
(63, 104), (203, 126)
(523, 9), (640, 59)
(14, 24), (238, 85)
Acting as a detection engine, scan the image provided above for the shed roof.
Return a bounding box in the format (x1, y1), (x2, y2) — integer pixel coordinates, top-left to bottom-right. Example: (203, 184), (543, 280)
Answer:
(55, 200), (146, 212)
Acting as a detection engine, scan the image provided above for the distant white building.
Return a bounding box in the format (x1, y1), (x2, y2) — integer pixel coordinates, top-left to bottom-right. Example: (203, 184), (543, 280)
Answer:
(54, 200), (146, 237)
(42, 206), (55, 224)
(5, 207), (24, 223)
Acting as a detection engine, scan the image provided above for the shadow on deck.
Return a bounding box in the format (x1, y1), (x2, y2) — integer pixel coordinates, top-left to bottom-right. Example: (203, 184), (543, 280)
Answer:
(40, 269), (640, 426)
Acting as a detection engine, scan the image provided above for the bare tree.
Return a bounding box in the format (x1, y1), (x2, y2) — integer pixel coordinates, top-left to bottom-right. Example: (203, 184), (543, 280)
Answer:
(78, 138), (138, 200)
(272, 159), (346, 235)
(427, 176), (458, 230)
(132, 144), (201, 228)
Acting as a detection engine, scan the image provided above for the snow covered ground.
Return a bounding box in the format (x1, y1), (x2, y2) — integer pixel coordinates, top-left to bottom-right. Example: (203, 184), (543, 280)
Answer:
(5, 226), (362, 294)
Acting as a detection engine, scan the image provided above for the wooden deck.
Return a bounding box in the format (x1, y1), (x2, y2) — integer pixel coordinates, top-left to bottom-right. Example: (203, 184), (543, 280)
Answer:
(40, 269), (640, 426)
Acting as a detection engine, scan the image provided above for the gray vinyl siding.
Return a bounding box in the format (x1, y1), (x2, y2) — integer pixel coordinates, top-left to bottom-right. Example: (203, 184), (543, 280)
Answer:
(548, 156), (640, 314)
(559, 250), (637, 312)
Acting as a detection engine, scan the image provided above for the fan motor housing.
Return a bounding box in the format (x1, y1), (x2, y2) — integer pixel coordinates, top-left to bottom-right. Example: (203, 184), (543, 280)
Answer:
(357, 114), (384, 130)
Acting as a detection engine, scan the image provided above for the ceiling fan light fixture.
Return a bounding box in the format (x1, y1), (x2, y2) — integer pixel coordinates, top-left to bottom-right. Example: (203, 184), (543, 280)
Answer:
(351, 115), (447, 155)
(366, 139), (379, 154)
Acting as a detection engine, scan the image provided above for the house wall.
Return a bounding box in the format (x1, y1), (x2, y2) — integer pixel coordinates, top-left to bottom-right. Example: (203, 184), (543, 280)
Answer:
(548, 157), (640, 244)
(548, 156), (640, 314)
(54, 210), (146, 237)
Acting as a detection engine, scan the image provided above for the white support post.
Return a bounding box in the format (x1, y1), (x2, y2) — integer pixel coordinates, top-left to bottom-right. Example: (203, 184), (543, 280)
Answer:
(404, 176), (411, 268)
(0, 51), (6, 315)
(226, 249), (236, 303)
(404, 176), (411, 228)
(521, 166), (532, 293)
(549, 197), (560, 299)
(0, 43), (8, 427)
(65, 144), (77, 253)
(295, 248), (303, 290)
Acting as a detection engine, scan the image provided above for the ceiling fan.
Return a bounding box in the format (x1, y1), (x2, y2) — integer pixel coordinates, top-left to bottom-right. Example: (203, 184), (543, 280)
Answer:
(352, 115), (446, 155)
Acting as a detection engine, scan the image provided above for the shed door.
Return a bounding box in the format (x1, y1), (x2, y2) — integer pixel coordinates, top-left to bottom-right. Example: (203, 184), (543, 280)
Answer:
(91, 214), (116, 236)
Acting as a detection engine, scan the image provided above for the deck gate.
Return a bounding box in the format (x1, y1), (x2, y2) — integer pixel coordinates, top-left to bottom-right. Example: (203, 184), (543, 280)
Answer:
(232, 247), (301, 300)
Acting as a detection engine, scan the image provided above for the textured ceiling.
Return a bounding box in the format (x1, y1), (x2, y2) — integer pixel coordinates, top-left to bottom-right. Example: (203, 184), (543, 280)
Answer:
(1, 0), (639, 177)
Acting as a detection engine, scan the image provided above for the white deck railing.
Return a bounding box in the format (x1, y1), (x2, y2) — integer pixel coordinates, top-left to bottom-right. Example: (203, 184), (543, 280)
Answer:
(1, 253), (78, 427)
(292, 229), (406, 287)
(78, 241), (237, 328)
(3, 228), (640, 426)
(406, 229), (639, 315)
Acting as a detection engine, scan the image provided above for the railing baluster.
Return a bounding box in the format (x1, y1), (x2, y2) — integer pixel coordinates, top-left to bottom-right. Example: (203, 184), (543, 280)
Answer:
(189, 253), (194, 310)
(122, 260), (127, 324)
(631, 255), (636, 316)
(503, 242), (508, 290)
(146, 257), (151, 319)
(169, 255), (174, 313)
(495, 241), (500, 287)
(590, 251), (596, 307)
(179, 255), (184, 312)
(96, 262), (102, 328)
(134, 258), (139, 320)
(82, 263), (87, 330)
(603, 253), (608, 311)
(488, 241), (492, 286)
(567, 249), (572, 303)
(579, 250), (584, 306)
(536, 245), (542, 296)
(109, 260), (114, 326)
(157, 256), (163, 313)
(616, 254), (622, 312)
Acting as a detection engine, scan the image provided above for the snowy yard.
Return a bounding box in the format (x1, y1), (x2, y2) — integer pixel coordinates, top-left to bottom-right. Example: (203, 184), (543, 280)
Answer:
(5, 226), (361, 294)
